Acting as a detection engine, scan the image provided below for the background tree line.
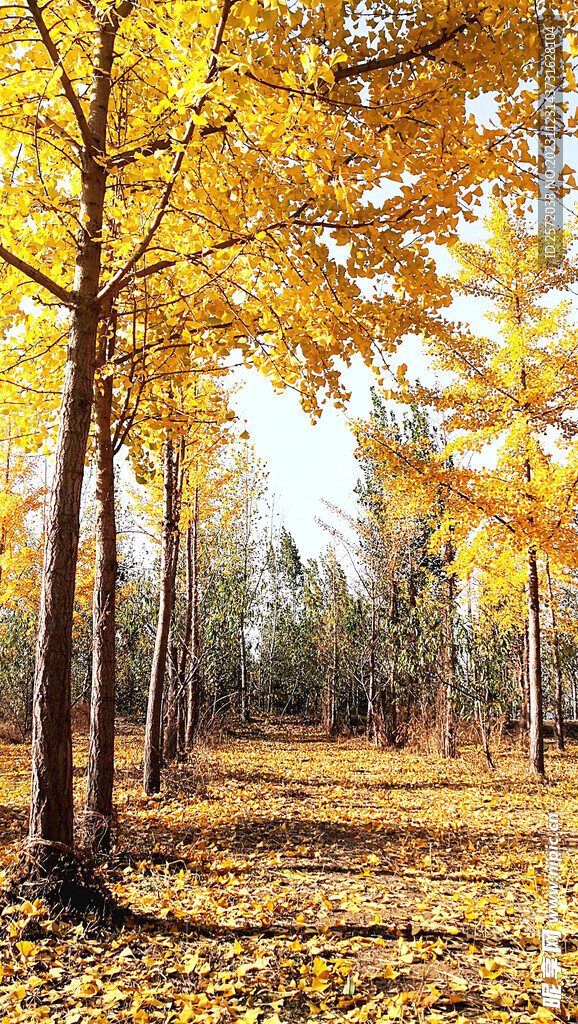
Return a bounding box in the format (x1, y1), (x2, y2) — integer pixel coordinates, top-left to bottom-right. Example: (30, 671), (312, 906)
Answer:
(2, 397), (578, 775)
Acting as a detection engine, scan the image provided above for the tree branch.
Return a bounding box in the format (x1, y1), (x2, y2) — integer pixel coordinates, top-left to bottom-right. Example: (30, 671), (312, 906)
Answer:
(101, 201), (311, 297)
(98, 0), (236, 303)
(333, 16), (479, 82)
(0, 243), (75, 305)
(26, 0), (95, 155)
(108, 115), (235, 171)
(370, 430), (516, 535)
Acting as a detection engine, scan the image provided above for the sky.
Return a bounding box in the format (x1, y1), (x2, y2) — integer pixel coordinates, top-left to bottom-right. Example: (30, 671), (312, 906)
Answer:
(229, 40), (578, 563)
(231, 196), (578, 563)
(229, 241), (474, 562)
(231, 357), (383, 561)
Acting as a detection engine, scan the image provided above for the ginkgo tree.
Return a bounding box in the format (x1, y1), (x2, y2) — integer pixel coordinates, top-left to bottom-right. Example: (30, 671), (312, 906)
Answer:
(356, 202), (578, 777)
(0, 0), (568, 888)
(139, 378), (236, 797)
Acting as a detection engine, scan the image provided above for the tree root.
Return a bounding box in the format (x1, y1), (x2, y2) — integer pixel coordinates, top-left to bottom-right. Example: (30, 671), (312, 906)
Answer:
(2, 846), (118, 921)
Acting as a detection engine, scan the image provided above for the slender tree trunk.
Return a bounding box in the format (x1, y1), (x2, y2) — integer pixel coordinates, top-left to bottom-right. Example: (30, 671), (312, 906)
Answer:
(239, 623), (250, 723)
(177, 688), (186, 754)
(519, 625), (530, 746)
(0, 427), (11, 595)
(185, 490), (202, 745)
(177, 522), (193, 746)
(143, 440), (176, 795)
(385, 579), (398, 744)
(324, 560), (338, 736)
(28, 18), (118, 873)
(85, 343), (117, 853)
(163, 643), (179, 762)
(477, 695), (495, 769)
(374, 578), (398, 747)
(528, 548), (545, 777)
(545, 559), (565, 751)
(366, 590), (376, 740)
(521, 386), (545, 777)
(439, 539), (456, 758)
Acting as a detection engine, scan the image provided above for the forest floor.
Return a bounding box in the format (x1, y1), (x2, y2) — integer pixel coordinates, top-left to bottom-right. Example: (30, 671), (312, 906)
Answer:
(0, 723), (577, 1024)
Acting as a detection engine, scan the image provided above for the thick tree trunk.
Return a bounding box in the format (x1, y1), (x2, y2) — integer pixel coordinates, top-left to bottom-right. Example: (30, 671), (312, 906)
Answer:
(546, 559), (564, 751)
(143, 440), (177, 795)
(527, 548), (545, 778)
(28, 19), (117, 872)
(85, 354), (117, 853)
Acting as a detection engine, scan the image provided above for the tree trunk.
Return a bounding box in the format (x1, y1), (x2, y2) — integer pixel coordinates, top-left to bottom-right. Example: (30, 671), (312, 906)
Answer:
(374, 578), (398, 747)
(177, 522), (193, 746)
(85, 347), (117, 853)
(0, 426), (12, 595)
(143, 440), (177, 795)
(366, 590), (376, 740)
(163, 643), (179, 762)
(519, 626), (530, 748)
(28, 19), (117, 872)
(439, 539), (456, 758)
(185, 490), (202, 745)
(477, 697), (495, 769)
(545, 559), (564, 751)
(324, 562), (338, 737)
(239, 623), (250, 723)
(527, 548), (545, 777)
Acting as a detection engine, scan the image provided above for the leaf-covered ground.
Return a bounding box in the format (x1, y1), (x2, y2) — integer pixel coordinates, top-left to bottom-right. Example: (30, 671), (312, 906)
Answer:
(0, 724), (577, 1024)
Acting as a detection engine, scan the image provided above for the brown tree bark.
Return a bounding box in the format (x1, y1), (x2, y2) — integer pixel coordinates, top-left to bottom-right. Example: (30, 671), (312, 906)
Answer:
(85, 322), (117, 853)
(163, 643), (179, 762)
(0, 427), (12, 595)
(545, 559), (565, 751)
(439, 539), (456, 758)
(527, 548), (545, 777)
(239, 624), (250, 723)
(143, 439), (178, 795)
(28, 15), (120, 872)
(519, 626), (530, 748)
(366, 588), (376, 740)
(185, 489), (202, 746)
(324, 558), (338, 736)
(177, 523), (193, 746)
(373, 577), (398, 747)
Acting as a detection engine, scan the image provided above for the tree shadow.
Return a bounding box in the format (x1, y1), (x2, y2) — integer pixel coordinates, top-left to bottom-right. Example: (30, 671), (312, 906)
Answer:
(0, 802), (28, 846)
